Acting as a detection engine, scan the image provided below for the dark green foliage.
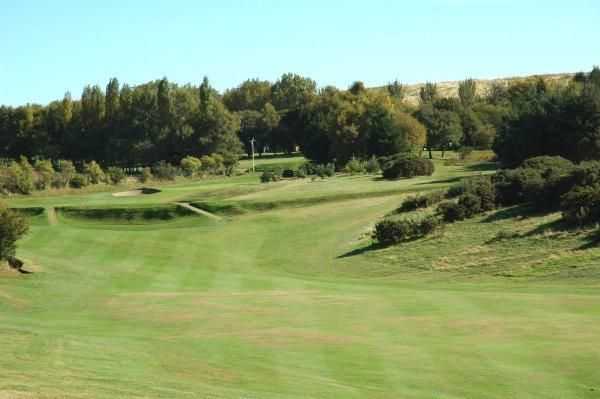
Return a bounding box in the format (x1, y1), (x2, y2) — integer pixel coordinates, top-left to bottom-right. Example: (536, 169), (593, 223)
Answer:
(260, 170), (281, 183)
(106, 167), (126, 185)
(399, 190), (446, 212)
(458, 193), (482, 218)
(560, 161), (600, 226)
(446, 184), (465, 199)
(151, 161), (178, 181)
(380, 155), (434, 179)
(520, 156), (574, 171)
(282, 169), (296, 178)
(69, 174), (90, 189)
(494, 156), (575, 210)
(561, 184), (600, 226)
(58, 205), (194, 224)
(373, 215), (440, 245)
(364, 156), (380, 174)
(437, 201), (466, 223)
(0, 203), (29, 260)
(463, 176), (496, 211)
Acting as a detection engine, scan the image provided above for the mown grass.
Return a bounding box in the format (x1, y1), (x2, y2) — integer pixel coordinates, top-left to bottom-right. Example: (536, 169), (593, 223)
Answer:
(1, 155), (600, 399)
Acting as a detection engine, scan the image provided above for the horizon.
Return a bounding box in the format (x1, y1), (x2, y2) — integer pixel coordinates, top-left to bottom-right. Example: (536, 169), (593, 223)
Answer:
(2, 0), (599, 106)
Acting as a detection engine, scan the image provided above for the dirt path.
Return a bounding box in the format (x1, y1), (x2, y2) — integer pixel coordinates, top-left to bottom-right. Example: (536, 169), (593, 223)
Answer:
(46, 207), (58, 225)
(174, 202), (223, 221)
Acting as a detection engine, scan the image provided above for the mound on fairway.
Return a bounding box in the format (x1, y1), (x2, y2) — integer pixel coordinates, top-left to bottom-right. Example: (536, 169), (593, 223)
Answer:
(56, 204), (204, 226)
(112, 187), (161, 197)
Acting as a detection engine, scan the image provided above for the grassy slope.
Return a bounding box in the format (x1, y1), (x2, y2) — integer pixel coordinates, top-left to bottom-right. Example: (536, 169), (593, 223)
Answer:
(1, 157), (599, 399)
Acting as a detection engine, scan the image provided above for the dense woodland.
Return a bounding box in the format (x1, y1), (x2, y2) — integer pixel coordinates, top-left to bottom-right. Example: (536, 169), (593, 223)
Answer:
(1, 68), (599, 170)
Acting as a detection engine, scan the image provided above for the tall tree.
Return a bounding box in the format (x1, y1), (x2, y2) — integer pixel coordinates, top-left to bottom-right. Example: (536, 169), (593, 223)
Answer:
(419, 82), (438, 104)
(458, 78), (477, 107)
(105, 78), (120, 124)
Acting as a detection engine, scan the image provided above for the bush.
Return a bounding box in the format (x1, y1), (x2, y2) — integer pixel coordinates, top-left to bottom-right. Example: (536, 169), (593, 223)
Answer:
(0, 158), (34, 194)
(561, 184), (600, 226)
(139, 167), (152, 183)
(373, 215), (440, 245)
(381, 155), (434, 179)
(282, 169), (296, 178)
(437, 201), (466, 223)
(364, 156), (380, 174)
(34, 159), (55, 190)
(83, 161), (105, 184)
(106, 167), (126, 185)
(463, 176), (496, 211)
(69, 174), (90, 188)
(152, 161), (178, 181)
(446, 184), (465, 199)
(180, 156), (202, 177)
(56, 160), (76, 187)
(458, 193), (482, 218)
(0, 202), (29, 261)
(314, 163), (335, 178)
(520, 156), (574, 172)
(399, 190), (446, 212)
(260, 170), (281, 183)
(344, 157), (365, 175)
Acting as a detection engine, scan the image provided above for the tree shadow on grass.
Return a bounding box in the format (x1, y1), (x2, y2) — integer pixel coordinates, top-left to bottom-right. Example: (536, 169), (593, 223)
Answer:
(464, 162), (498, 172)
(481, 205), (534, 223)
(337, 242), (386, 259)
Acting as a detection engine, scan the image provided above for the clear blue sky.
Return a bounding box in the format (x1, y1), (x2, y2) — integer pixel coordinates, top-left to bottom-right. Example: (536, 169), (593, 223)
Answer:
(1, 0), (599, 106)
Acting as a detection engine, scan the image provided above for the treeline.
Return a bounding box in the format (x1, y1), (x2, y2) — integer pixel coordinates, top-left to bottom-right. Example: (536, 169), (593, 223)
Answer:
(1, 68), (599, 168)
(0, 153), (230, 195)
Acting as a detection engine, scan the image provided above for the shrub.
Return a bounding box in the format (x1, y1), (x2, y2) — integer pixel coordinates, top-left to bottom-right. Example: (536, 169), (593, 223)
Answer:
(314, 163), (335, 178)
(373, 215), (441, 245)
(458, 193), (482, 218)
(282, 169), (296, 178)
(0, 202), (29, 261)
(180, 156), (202, 177)
(56, 160), (76, 187)
(152, 161), (178, 181)
(364, 156), (380, 174)
(69, 174), (90, 188)
(106, 167), (126, 185)
(520, 155), (574, 172)
(0, 158), (35, 194)
(437, 201), (466, 223)
(381, 155), (434, 179)
(139, 167), (152, 183)
(399, 190), (445, 212)
(561, 184), (600, 226)
(463, 176), (496, 211)
(344, 157), (365, 175)
(446, 184), (465, 199)
(34, 159), (55, 190)
(260, 170), (281, 183)
(83, 161), (105, 184)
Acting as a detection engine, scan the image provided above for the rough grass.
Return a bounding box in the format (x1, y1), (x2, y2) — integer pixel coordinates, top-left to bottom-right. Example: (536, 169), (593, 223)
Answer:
(1, 155), (600, 399)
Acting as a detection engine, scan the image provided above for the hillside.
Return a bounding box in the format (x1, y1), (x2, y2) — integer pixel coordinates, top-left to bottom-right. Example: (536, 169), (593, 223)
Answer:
(374, 72), (575, 104)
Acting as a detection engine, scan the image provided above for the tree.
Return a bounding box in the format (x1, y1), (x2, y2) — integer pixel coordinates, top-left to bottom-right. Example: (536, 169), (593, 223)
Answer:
(105, 78), (120, 124)
(458, 78), (477, 107)
(417, 104), (462, 158)
(419, 82), (438, 104)
(157, 78), (172, 127)
(271, 73), (317, 111)
(223, 79), (272, 112)
(0, 202), (28, 261)
(349, 81), (366, 95)
(84, 161), (105, 184)
(180, 156), (202, 177)
(386, 80), (406, 101)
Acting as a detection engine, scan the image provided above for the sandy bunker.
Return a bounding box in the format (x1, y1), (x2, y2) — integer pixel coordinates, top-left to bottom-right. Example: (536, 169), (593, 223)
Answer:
(112, 187), (161, 197)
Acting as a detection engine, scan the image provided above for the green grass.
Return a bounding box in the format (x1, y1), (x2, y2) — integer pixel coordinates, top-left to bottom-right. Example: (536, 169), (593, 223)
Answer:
(1, 156), (600, 398)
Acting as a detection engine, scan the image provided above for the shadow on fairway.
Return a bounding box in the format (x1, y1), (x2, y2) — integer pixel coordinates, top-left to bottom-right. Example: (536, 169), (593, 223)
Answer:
(337, 242), (386, 259)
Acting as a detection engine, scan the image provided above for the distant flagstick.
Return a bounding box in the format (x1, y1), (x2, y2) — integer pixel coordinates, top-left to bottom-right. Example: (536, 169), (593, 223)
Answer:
(250, 137), (256, 173)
